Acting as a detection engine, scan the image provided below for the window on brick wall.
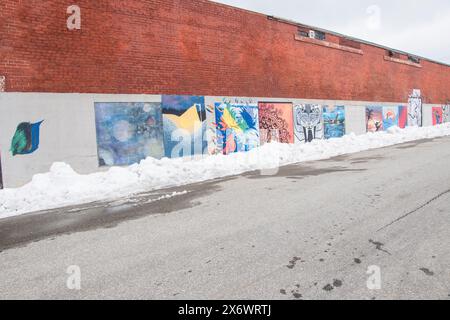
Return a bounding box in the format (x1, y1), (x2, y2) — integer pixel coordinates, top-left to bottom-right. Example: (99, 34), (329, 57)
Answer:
(310, 30), (326, 41)
(297, 27), (309, 37)
(298, 27), (326, 41)
(408, 55), (421, 64)
(387, 50), (400, 59)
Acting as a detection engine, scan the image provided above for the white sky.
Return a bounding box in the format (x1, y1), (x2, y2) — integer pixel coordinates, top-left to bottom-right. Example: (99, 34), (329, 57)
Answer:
(212, 0), (450, 64)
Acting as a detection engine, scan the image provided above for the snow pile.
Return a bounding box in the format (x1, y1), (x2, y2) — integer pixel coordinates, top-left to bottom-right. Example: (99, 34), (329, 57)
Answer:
(1, 123), (450, 219)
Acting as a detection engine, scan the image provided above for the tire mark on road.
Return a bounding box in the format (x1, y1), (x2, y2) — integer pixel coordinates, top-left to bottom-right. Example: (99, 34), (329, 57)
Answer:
(377, 188), (450, 232)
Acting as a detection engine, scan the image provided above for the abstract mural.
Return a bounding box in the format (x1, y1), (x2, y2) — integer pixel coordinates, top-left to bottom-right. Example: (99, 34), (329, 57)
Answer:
(382, 106), (399, 130)
(432, 106), (443, 125)
(94, 102), (164, 166)
(408, 89), (422, 127)
(214, 101), (260, 154)
(293, 104), (324, 143)
(366, 107), (383, 133)
(10, 121), (44, 156)
(398, 106), (408, 129)
(162, 95), (207, 158)
(323, 105), (345, 139)
(258, 102), (294, 144)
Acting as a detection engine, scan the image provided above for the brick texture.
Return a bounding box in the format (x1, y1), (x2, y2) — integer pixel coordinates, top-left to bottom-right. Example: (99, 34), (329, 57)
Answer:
(1, 0), (450, 103)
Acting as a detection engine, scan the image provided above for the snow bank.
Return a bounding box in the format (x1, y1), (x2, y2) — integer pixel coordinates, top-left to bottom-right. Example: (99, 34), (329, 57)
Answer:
(1, 124), (450, 219)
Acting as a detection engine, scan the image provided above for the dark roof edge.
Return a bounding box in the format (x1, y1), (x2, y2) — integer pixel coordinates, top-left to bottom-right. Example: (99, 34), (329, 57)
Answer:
(267, 15), (450, 68)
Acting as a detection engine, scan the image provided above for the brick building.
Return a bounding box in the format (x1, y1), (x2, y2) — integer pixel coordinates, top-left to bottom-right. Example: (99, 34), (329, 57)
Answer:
(0, 0), (449, 188)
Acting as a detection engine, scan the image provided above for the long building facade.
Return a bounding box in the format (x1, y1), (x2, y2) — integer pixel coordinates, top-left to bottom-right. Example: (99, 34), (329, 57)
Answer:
(1, 0), (450, 188)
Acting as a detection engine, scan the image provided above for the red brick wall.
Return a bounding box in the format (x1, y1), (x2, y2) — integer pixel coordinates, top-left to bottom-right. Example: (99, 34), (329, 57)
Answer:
(1, 0), (450, 103)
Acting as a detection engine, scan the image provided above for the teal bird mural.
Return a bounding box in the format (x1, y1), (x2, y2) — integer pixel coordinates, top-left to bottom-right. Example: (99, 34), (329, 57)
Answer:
(10, 121), (44, 156)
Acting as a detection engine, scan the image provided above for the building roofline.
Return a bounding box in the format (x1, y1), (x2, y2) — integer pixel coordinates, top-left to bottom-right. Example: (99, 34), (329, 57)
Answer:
(208, 0), (450, 68)
(268, 15), (450, 68)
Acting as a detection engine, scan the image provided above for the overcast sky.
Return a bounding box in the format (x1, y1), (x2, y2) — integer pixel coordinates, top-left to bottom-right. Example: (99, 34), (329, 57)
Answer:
(212, 0), (450, 64)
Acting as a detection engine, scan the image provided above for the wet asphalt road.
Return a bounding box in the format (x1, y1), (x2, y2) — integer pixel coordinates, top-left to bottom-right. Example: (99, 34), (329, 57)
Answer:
(0, 137), (450, 300)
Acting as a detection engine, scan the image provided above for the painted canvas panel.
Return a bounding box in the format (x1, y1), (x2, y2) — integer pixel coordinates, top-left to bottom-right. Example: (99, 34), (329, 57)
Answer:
(366, 107), (383, 132)
(383, 106), (399, 130)
(162, 95), (207, 158)
(94, 102), (164, 166)
(258, 102), (294, 144)
(398, 106), (408, 129)
(10, 121), (44, 156)
(432, 106), (443, 125)
(214, 101), (260, 155)
(408, 90), (422, 127)
(205, 103), (219, 155)
(443, 105), (450, 123)
(293, 104), (324, 143)
(323, 105), (345, 139)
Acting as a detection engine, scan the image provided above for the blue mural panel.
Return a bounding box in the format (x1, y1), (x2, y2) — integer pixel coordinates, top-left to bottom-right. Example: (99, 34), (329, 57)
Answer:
(323, 106), (345, 139)
(382, 106), (400, 130)
(94, 102), (164, 166)
(162, 95), (207, 158)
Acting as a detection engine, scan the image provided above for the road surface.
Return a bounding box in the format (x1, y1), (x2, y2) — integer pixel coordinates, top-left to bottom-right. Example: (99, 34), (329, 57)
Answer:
(1, 137), (450, 300)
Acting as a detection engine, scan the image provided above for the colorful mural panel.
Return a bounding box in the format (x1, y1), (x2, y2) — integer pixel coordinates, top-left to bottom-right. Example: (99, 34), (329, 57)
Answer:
(366, 107), (383, 133)
(162, 95), (207, 158)
(323, 105), (345, 139)
(383, 106), (399, 130)
(94, 102), (164, 166)
(398, 106), (408, 129)
(293, 104), (324, 143)
(214, 101), (260, 155)
(258, 102), (294, 144)
(10, 121), (44, 156)
(432, 106), (443, 125)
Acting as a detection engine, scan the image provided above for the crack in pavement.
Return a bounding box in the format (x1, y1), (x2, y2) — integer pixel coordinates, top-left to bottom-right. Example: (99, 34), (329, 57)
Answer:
(377, 188), (450, 232)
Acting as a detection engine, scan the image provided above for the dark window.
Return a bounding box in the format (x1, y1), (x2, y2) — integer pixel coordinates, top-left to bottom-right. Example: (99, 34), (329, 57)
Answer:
(387, 50), (400, 58)
(408, 55), (420, 64)
(297, 27), (309, 37)
(299, 31), (309, 37)
(312, 30), (326, 41)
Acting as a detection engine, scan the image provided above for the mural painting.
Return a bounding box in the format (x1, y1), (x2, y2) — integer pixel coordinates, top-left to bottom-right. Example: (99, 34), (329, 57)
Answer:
(382, 106), (399, 130)
(366, 107), (383, 133)
(443, 105), (450, 123)
(162, 95), (207, 158)
(293, 104), (324, 143)
(214, 100), (260, 155)
(432, 106), (443, 125)
(408, 89), (422, 127)
(10, 121), (44, 156)
(205, 103), (219, 155)
(323, 105), (345, 139)
(258, 102), (294, 144)
(398, 106), (408, 129)
(94, 102), (164, 166)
